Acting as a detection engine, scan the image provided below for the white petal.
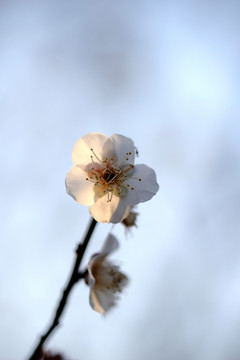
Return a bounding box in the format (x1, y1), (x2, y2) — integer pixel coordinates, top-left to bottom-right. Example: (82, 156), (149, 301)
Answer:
(89, 288), (105, 314)
(87, 256), (98, 289)
(100, 233), (119, 255)
(102, 134), (135, 166)
(124, 164), (159, 205)
(72, 132), (108, 165)
(110, 198), (131, 223)
(87, 236), (119, 285)
(89, 195), (130, 223)
(65, 165), (95, 205)
(88, 259), (115, 314)
(91, 288), (116, 314)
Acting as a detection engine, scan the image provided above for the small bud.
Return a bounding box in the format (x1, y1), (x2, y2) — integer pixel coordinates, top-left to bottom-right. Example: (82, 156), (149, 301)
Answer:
(122, 210), (138, 229)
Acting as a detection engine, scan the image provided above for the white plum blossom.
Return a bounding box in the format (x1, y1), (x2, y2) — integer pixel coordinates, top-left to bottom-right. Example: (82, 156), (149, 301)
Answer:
(65, 132), (159, 223)
(85, 233), (128, 314)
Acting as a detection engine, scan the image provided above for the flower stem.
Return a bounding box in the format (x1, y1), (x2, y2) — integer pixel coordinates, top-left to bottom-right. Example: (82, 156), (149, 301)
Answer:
(27, 217), (97, 360)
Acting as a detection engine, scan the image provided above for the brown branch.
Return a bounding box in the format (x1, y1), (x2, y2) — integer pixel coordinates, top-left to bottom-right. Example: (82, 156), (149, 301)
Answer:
(27, 217), (97, 360)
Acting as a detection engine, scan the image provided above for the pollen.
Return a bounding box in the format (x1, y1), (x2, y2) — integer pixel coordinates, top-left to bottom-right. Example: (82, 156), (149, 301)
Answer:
(85, 148), (137, 202)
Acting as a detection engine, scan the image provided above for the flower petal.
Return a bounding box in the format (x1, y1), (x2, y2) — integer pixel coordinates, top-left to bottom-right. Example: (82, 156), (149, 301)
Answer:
(89, 288), (105, 314)
(102, 134), (135, 166)
(94, 289), (117, 313)
(65, 165), (95, 205)
(87, 257), (97, 288)
(87, 234), (118, 272)
(100, 233), (119, 255)
(89, 195), (130, 223)
(124, 164), (159, 205)
(87, 258), (116, 314)
(72, 132), (108, 165)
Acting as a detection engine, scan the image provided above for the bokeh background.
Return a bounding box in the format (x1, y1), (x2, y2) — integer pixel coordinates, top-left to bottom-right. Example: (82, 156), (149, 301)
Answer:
(1, 0), (240, 359)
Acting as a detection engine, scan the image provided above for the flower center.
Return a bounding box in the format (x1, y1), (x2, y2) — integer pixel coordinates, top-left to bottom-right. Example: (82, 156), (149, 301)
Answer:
(94, 262), (128, 294)
(107, 266), (128, 293)
(102, 168), (117, 183)
(85, 148), (136, 202)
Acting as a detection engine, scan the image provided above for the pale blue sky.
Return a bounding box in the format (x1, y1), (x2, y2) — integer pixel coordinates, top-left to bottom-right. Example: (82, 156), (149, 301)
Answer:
(1, 1), (240, 359)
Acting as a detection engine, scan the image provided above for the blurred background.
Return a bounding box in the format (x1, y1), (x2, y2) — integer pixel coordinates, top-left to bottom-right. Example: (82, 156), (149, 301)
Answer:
(1, 0), (240, 359)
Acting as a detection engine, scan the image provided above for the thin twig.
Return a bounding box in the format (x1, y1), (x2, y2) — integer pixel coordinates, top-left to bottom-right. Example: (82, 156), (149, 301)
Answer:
(27, 217), (97, 360)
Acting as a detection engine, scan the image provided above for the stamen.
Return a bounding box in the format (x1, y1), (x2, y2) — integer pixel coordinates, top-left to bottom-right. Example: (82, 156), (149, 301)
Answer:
(90, 148), (102, 163)
(107, 189), (114, 202)
(116, 151), (133, 167)
(86, 150), (137, 201)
